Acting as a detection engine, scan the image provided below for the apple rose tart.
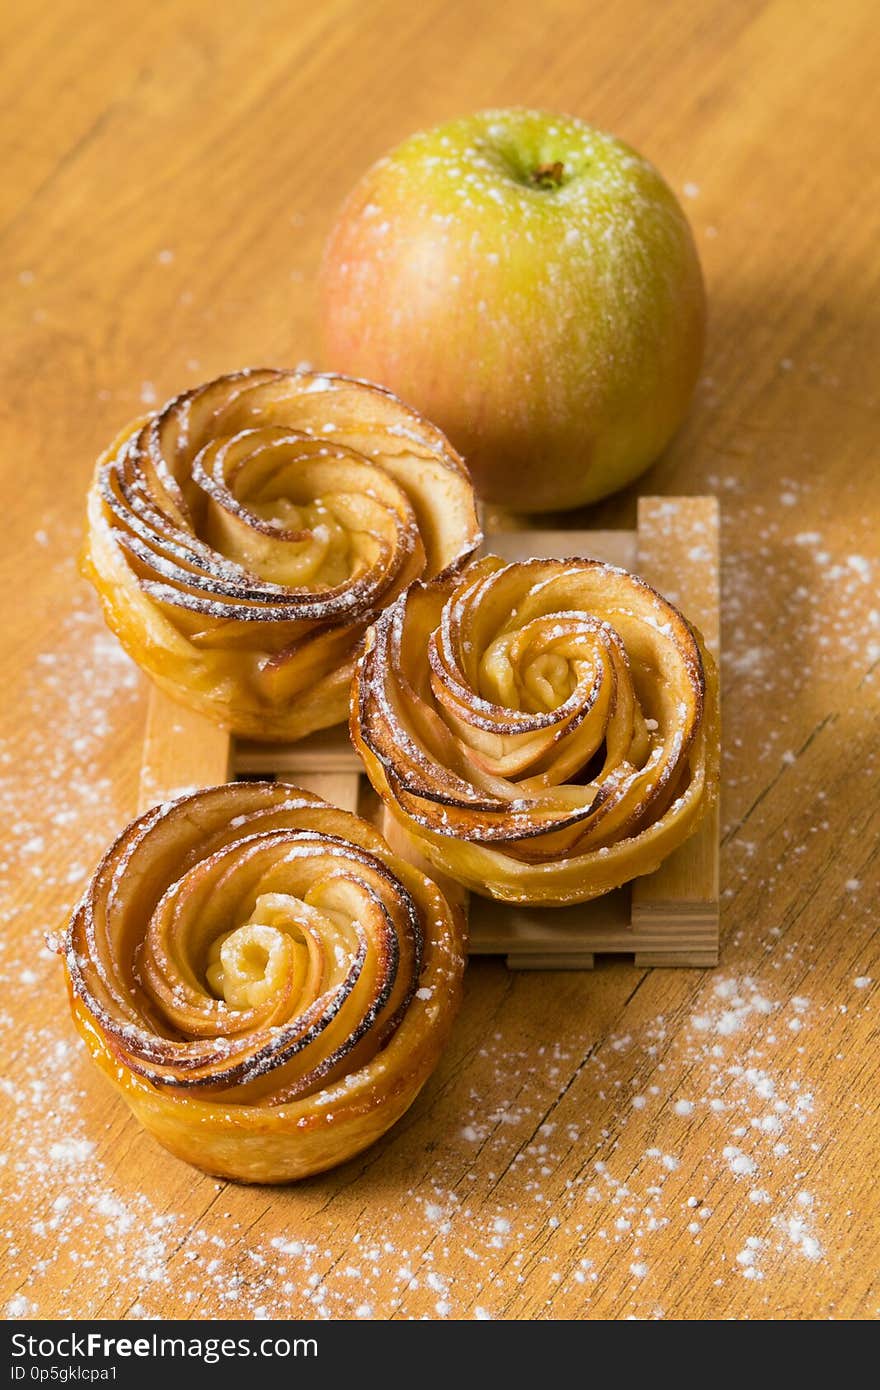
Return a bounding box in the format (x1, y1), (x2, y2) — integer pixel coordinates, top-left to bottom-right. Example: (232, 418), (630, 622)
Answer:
(60, 783), (464, 1183)
(353, 555), (719, 905)
(84, 369), (480, 740)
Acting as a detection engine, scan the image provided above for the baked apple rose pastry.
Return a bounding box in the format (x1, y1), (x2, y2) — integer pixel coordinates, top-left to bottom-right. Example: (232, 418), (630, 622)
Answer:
(84, 369), (480, 740)
(353, 556), (719, 905)
(59, 783), (464, 1183)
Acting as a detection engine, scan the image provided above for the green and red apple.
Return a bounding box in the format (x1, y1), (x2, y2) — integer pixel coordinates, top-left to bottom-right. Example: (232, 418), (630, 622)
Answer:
(319, 108), (705, 512)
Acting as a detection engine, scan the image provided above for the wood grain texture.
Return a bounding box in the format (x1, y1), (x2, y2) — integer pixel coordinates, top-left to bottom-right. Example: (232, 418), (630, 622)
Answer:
(1, 0), (878, 1323)
(139, 687), (231, 813)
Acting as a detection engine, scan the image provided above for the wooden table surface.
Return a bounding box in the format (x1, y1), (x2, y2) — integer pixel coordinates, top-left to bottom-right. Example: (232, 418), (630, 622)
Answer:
(2, 0), (877, 1322)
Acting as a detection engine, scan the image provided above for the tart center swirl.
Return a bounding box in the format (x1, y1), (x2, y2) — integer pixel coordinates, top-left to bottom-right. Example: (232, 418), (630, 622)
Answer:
(353, 555), (718, 905)
(84, 369), (481, 740)
(64, 787), (444, 1105)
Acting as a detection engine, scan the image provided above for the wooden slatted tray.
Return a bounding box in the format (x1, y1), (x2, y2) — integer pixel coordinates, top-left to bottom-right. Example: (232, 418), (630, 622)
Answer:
(139, 496), (720, 970)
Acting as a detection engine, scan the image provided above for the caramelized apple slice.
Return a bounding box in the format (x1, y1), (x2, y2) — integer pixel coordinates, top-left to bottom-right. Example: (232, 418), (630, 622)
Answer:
(352, 556), (718, 906)
(84, 370), (480, 740)
(59, 783), (464, 1183)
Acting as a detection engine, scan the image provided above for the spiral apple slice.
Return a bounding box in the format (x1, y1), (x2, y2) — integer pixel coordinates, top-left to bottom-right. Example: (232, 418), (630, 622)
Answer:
(59, 783), (464, 1183)
(84, 369), (480, 740)
(352, 555), (718, 905)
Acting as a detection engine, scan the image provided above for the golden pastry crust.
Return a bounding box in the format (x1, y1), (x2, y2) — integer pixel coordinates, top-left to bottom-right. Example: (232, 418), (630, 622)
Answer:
(83, 369), (481, 740)
(60, 784), (465, 1183)
(352, 555), (719, 906)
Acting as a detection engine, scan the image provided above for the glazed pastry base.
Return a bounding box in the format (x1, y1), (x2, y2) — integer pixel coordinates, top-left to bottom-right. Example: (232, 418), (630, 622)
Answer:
(71, 996), (447, 1184)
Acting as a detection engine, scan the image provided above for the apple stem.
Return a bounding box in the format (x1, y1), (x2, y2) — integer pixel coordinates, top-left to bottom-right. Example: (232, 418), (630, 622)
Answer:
(530, 161), (565, 188)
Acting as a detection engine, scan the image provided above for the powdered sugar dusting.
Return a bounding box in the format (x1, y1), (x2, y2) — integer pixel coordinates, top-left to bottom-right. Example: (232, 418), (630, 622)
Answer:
(1, 464), (875, 1319)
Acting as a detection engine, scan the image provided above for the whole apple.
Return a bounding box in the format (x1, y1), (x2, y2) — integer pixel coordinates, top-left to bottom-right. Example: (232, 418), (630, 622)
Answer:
(319, 108), (705, 512)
